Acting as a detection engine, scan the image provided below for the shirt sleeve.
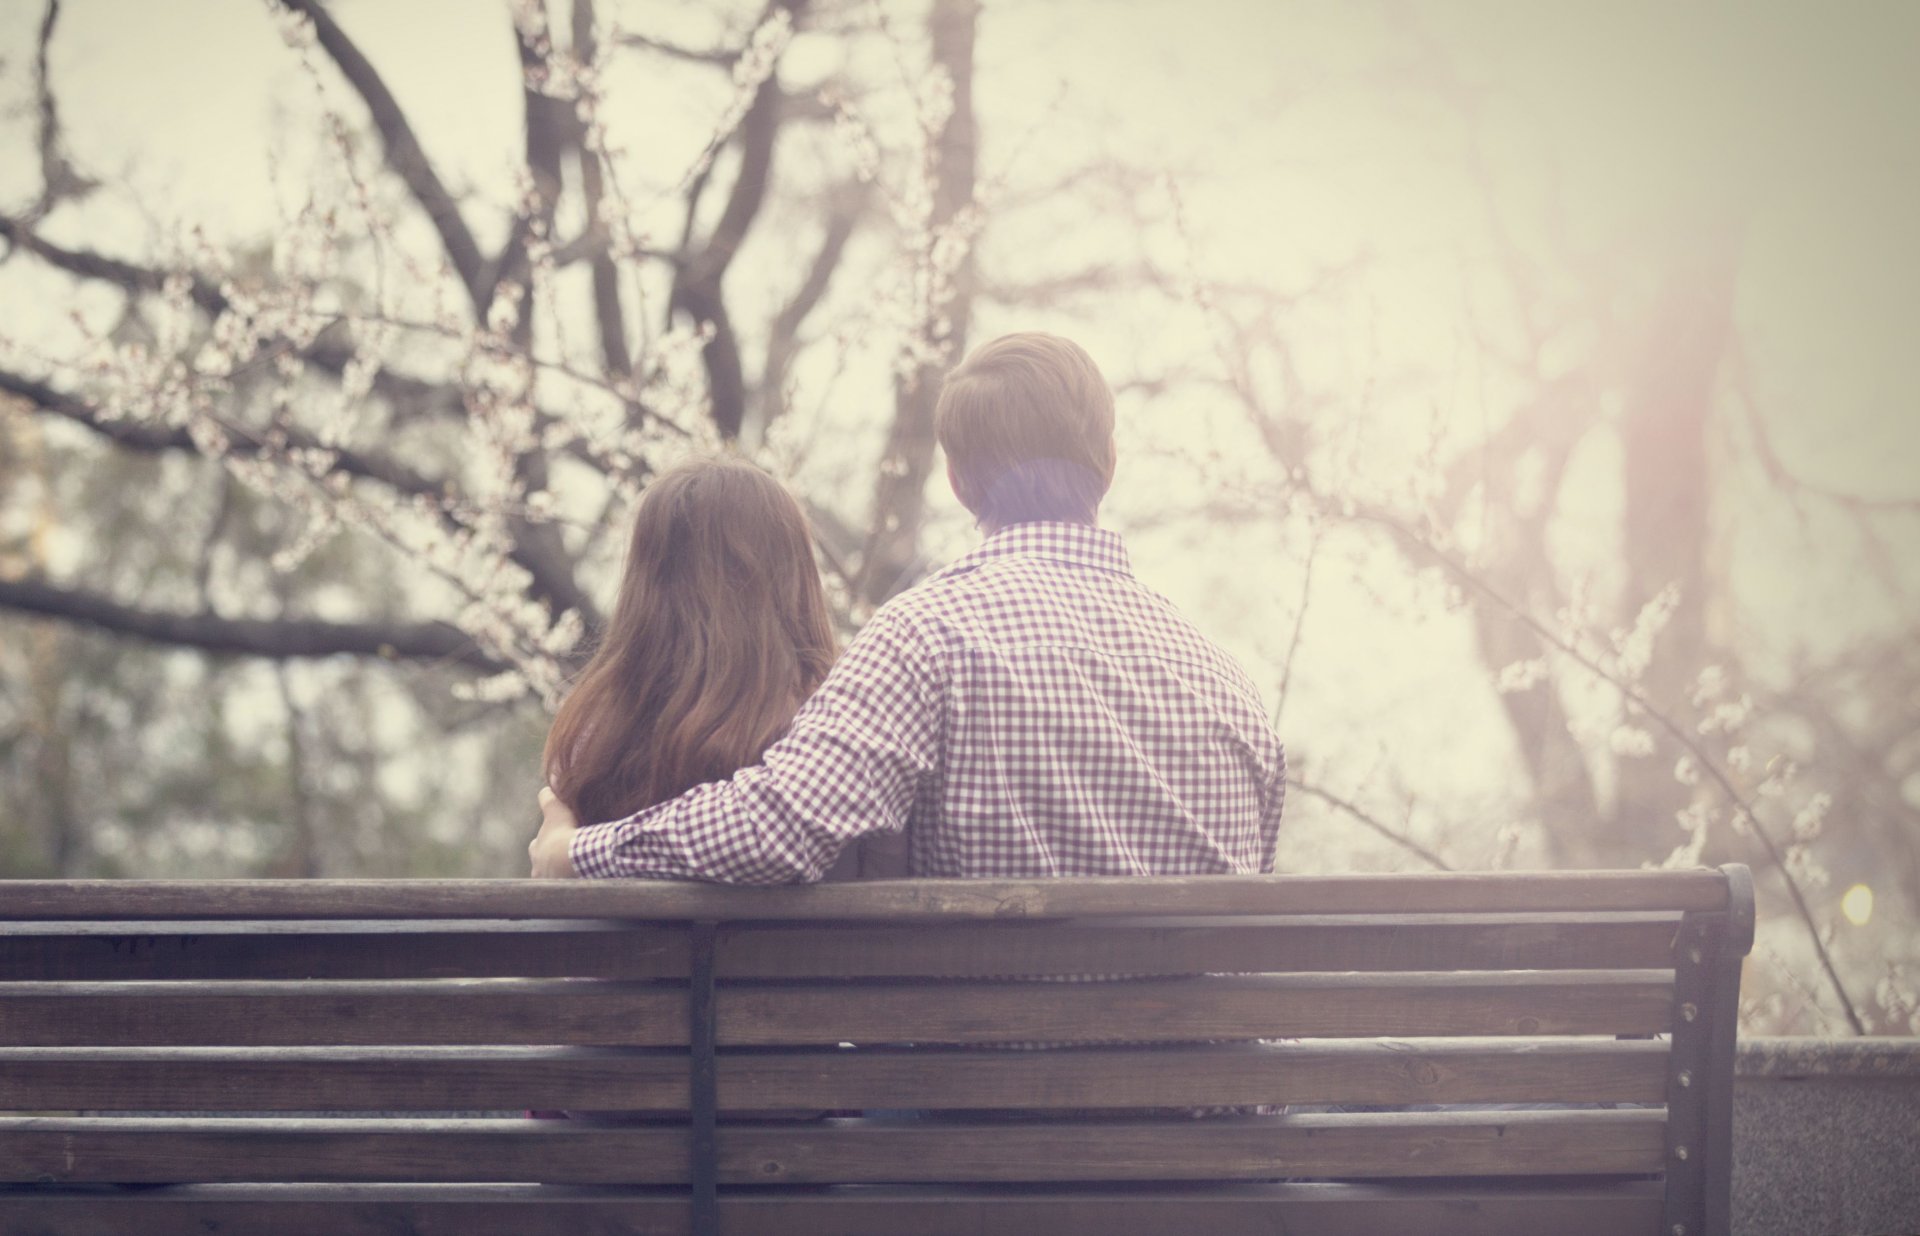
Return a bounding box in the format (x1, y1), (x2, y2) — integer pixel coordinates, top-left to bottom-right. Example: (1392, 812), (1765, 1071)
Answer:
(568, 605), (943, 883)
(1259, 742), (1287, 873)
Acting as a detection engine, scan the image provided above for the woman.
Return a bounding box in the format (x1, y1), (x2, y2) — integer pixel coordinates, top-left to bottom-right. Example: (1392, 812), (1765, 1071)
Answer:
(532, 457), (899, 1121)
(543, 455), (904, 880)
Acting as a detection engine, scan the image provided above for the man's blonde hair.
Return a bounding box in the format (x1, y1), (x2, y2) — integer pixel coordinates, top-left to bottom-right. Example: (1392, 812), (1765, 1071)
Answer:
(934, 332), (1116, 528)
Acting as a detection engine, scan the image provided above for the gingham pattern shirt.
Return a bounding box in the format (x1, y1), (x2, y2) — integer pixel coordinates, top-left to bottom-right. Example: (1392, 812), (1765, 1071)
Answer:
(570, 522), (1286, 883)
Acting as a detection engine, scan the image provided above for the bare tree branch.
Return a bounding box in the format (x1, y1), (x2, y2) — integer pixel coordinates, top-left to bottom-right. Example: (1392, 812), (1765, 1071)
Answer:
(671, 36), (793, 439)
(1287, 776), (1453, 871)
(1272, 529), (1318, 728)
(0, 576), (506, 672)
(572, 0), (633, 387)
(776, 85), (843, 124)
(476, 13), (599, 633)
(26, 0), (97, 216)
(756, 184), (866, 436)
(278, 0), (489, 309)
(1176, 246), (1865, 1029)
(1437, 384), (1606, 864)
(977, 260), (1160, 309)
(1357, 502), (1871, 1035)
(854, 0), (979, 607)
(619, 4), (851, 123)
(0, 216), (454, 413)
(0, 366), (449, 498)
(0, 213), (223, 313)
(1731, 342), (1920, 515)
(618, 30), (737, 65)
(6, 356), (606, 642)
(547, 224), (679, 271)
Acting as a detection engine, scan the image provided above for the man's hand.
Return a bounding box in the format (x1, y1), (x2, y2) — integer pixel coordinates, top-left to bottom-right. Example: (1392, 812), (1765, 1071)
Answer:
(529, 786), (581, 879)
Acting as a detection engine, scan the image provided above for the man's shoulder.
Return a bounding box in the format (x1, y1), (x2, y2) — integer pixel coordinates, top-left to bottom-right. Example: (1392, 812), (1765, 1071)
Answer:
(883, 546), (1249, 680)
(872, 551), (1025, 623)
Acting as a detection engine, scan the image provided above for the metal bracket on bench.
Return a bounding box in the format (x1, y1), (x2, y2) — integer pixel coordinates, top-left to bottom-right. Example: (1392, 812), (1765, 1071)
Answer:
(1662, 910), (1716, 1236)
(1664, 865), (1758, 1236)
(690, 920), (719, 1236)
(1703, 864), (1754, 1236)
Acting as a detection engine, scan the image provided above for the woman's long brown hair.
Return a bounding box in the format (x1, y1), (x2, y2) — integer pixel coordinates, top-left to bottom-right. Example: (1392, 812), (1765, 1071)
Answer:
(542, 458), (838, 826)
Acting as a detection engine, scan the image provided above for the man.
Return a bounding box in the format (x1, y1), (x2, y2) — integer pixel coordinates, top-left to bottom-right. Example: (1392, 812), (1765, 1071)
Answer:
(531, 331), (1285, 882)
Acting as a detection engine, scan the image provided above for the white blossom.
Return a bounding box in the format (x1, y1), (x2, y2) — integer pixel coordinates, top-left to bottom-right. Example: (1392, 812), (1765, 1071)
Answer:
(1697, 695), (1754, 735)
(1791, 792), (1832, 842)
(1783, 842), (1831, 890)
(1609, 725), (1655, 757)
(1689, 664), (1728, 707)
(1611, 583), (1681, 681)
(1496, 658), (1550, 694)
(452, 670), (533, 704)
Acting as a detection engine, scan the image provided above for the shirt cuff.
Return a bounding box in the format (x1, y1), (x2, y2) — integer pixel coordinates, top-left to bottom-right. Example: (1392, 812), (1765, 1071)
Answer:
(568, 820), (626, 879)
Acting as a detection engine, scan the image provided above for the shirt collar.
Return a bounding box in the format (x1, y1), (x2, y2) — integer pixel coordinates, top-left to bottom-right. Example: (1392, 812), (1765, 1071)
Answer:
(946, 521), (1133, 579)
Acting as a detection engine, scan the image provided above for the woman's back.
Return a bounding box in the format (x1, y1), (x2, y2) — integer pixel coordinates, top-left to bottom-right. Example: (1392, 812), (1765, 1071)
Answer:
(544, 457), (903, 878)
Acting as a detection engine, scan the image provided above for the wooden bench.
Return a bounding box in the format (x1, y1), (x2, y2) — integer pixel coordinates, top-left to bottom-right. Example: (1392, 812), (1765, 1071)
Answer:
(0, 866), (1754, 1236)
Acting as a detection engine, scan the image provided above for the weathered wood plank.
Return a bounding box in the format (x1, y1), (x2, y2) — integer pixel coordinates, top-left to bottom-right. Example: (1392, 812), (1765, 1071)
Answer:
(0, 871), (1731, 921)
(0, 1039), (1670, 1112)
(0, 1111), (1667, 1184)
(732, 1110), (1670, 1183)
(716, 913), (1683, 977)
(0, 913), (1682, 981)
(0, 921), (690, 981)
(0, 971), (1670, 1047)
(0, 1046), (684, 1112)
(0, 981), (687, 1047)
(716, 1038), (1671, 1109)
(717, 971), (1675, 1044)
(0, 1181), (1670, 1236)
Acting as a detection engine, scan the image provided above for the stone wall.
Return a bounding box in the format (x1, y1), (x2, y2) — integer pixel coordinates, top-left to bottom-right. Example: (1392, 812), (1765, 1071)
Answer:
(1734, 1036), (1920, 1236)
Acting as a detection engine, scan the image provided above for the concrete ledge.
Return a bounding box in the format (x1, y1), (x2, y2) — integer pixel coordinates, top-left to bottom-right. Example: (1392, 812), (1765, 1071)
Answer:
(1734, 1036), (1920, 1236)
(1739, 1034), (1920, 1079)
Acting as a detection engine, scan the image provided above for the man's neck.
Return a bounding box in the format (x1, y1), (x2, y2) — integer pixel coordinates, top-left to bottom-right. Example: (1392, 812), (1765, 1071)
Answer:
(979, 516), (1101, 538)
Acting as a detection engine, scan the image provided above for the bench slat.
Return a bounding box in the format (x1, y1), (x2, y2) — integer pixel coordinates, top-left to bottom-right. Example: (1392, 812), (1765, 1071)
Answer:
(0, 1111), (1668, 1184)
(0, 1181), (1669, 1236)
(0, 922), (691, 981)
(0, 913), (1682, 981)
(0, 871), (1731, 921)
(0, 1039), (1670, 1111)
(718, 1038), (1671, 1108)
(0, 980), (686, 1047)
(0, 971), (1672, 1046)
(719, 914), (1682, 978)
(719, 971), (1674, 1044)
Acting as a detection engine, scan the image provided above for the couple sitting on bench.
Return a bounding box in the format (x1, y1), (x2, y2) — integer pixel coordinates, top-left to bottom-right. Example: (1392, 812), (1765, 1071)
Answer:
(2, 331), (1751, 1236)
(529, 330), (1288, 901)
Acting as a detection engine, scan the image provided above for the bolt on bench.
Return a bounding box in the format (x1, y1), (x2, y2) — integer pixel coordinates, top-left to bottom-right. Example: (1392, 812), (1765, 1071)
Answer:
(0, 866), (1753, 1236)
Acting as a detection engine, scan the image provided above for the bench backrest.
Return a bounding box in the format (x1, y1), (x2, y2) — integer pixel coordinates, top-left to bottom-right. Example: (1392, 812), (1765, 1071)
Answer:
(0, 867), (1754, 1236)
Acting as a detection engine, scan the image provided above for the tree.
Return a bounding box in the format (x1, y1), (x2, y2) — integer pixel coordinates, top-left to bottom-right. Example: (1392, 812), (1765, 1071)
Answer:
(0, 0), (980, 873)
(1117, 13), (1919, 1034)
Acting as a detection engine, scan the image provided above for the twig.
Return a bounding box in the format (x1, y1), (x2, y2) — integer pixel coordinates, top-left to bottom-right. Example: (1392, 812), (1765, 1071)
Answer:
(1163, 205), (1869, 1035)
(279, 0), (489, 307)
(1272, 528), (1319, 728)
(1357, 508), (1868, 1034)
(1288, 776), (1454, 871)
(0, 575), (505, 672)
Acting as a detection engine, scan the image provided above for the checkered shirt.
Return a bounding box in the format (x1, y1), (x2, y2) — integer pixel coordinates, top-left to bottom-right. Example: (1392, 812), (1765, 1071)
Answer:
(569, 521), (1286, 883)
